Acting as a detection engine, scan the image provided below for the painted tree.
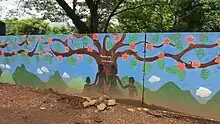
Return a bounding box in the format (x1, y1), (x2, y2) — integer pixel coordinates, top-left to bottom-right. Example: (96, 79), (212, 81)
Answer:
(0, 33), (219, 81)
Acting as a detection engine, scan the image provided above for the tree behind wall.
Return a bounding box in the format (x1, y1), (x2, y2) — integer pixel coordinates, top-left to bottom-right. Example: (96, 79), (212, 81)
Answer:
(0, 21), (6, 36)
(1, 18), (73, 35)
(8, 0), (220, 33)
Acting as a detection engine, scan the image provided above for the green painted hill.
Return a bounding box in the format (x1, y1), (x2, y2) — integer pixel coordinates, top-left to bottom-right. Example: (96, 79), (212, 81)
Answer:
(121, 76), (199, 106)
(147, 82), (200, 106)
(206, 91), (220, 108)
(12, 64), (42, 88)
(40, 71), (67, 92)
(0, 70), (15, 84)
(66, 77), (85, 92)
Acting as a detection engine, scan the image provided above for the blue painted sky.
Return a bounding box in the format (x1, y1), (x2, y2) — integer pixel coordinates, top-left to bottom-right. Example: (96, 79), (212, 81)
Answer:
(0, 33), (219, 103)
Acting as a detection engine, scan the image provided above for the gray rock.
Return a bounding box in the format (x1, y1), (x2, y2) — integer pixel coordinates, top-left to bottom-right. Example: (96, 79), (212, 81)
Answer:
(96, 103), (107, 111)
(83, 101), (91, 108)
(107, 99), (116, 106)
(89, 99), (97, 105)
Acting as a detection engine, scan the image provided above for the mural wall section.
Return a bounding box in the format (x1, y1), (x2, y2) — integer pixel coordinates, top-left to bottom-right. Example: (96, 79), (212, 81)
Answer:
(0, 33), (219, 119)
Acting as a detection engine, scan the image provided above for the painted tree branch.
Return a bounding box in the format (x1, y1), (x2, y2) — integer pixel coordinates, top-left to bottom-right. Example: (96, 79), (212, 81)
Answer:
(102, 35), (110, 52)
(0, 41), (53, 57)
(50, 47), (101, 64)
(0, 39), (29, 49)
(44, 38), (102, 63)
(115, 43), (219, 69)
(73, 34), (102, 52)
(176, 43), (218, 59)
(110, 33), (126, 53)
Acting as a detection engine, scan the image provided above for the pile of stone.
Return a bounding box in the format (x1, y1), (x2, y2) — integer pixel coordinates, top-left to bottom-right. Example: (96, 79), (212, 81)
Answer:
(82, 95), (116, 111)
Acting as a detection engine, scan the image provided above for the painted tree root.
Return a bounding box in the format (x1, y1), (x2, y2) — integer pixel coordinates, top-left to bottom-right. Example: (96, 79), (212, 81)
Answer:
(82, 95), (116, 111)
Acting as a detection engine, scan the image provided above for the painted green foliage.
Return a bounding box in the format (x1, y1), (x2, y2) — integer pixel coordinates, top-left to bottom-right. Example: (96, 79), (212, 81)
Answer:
(157, 59), (165, 70)
(200, 34), (208, 43)
(128, 34), (137, 44)
(131, 58), (137, 69)
(197, 48), (205, 60)
(150, 34), (160, 44)
(44, 55), (52, 64)
(82, 36), (89, 46)
(165, 66), (186, 81)
(200, 69), (211, 80)
(175, 40), (183, 51)
(67, 57), (77, 67)
(106, 39), (113, 50)
(169, 34), (180, 42)
(144, 64), (151, 74)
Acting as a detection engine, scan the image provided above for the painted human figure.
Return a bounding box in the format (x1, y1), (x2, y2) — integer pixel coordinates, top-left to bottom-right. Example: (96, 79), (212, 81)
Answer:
(123, 77), (138, 98)
(107, 65), (124, 95)
(93, 64), (107, 93)
(83, 77), (92, 92)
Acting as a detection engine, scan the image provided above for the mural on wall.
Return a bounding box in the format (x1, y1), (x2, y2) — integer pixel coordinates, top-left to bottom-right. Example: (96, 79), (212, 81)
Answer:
(0, 33), (220, 118)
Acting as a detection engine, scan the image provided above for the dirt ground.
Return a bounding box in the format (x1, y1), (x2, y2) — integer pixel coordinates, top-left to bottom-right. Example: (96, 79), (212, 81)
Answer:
(0, 83), (220, 124)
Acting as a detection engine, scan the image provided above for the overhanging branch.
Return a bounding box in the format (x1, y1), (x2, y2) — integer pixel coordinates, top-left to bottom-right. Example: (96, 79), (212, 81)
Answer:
(56, 0), (90, 33)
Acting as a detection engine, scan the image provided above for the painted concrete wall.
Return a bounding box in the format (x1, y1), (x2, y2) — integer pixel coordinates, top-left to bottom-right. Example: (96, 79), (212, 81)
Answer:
(0, 33), (219, 119)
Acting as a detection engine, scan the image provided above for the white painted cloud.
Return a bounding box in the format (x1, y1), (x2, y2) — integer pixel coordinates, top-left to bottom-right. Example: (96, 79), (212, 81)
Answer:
(196, 87), (212, 98)
(5, 64), (11, 69)
(41, 66), (49, 73)
(148, 76), (161, 83)
(0, 64), (5, 68)
(37, 68), (43, 75)
(62, 72), (70, 79)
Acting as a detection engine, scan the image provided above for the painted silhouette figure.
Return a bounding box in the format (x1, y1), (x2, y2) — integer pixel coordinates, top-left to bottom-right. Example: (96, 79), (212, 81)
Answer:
(93, 64), (107, 93)
(108, 65), (124, 95)
(83, 77), (92, 92)
(123, 77), (138, 97)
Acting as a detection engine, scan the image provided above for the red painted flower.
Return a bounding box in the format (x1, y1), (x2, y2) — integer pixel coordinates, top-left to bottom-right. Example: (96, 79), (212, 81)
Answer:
(129, 43), (136, 50)
(215, 56), (220, 64)
(39, 51), (43, 56)
(65, 47), (70, 52)
(15, 42), (19, 46)
(163, 38), (171, 45)
(36, 36), (41, 42)
(186, 35), (195, 44)
(177, 62), (186, 71)
(146, 44), (153, 51)
(77, 54), (83, 61)
(45, 48), (49, 53)
(47, 38), (53, 44)
(192, 61), (201, 68)
(114, 35), (120, 43)
(92, 34), (98, 40)
(7, 42), (10, 46)
(13, 50), (17, 55)
(122, 53), (129, 60)
(216, 39), (220, 46)
(87, 45), (93, 52)
(24, 49), (28, 55)
(67, 35), (73, 41)
(57, 55), (63, 61)
(157, 52), (165, 59)
(1, 51), (4, 56)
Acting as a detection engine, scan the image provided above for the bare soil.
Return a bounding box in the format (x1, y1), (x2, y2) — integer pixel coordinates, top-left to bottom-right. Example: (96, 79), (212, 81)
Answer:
(0, 83), (220, 124)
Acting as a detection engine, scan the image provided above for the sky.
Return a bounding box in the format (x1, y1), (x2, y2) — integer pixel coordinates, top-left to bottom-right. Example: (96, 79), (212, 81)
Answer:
(0, 0), (81, 26)
(0, 33), (219, 104)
